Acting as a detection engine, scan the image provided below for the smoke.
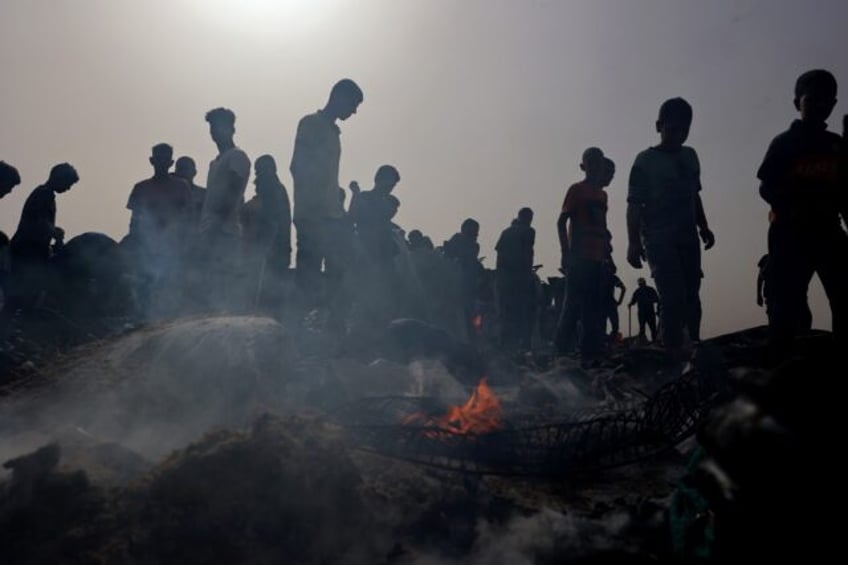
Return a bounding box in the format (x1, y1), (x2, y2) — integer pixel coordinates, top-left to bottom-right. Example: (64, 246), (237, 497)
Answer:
(406, 508), (641, 565)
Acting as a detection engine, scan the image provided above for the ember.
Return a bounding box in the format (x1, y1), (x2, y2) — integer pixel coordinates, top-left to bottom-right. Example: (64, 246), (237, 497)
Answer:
(471, 313), (483, 335)
(403, 377), (503, 437)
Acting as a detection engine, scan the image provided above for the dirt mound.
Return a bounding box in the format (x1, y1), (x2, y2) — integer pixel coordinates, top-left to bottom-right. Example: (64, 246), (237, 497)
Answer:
(1, 413), (387, 564)
(118, 412), (385, 564)
(1, 316), (299, 460)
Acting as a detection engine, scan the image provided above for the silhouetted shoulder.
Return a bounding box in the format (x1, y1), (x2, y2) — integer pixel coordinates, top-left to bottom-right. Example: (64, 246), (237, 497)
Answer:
(127, 181), (146, 209)
(296, 111), (333, 136)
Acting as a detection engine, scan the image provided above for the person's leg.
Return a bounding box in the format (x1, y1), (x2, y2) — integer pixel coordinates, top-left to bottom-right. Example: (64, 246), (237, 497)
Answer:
(520, 273), (537, 350)
(294, 218), (323, 304)
(555, 261), (588, 355)
(323, 218), (355, 334)
(497, 272), (514, 348)
(579, 261), (604, 357)
(679, 233), (703, 342)
(609, 302), (620, 335)
(646, 311), (658, 342)
(815, 230), (848, 342)
(646, 239), (686, 350)
(767, 223), (814, 351)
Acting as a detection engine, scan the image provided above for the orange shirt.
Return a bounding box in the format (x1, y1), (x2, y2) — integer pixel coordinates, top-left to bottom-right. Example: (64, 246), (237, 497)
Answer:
(562, 181), (609, 262)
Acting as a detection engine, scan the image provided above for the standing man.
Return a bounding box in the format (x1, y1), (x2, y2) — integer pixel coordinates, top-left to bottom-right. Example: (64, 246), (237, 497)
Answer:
(126, 143), (191, 316)
(10, 163), (79, 310)
(757, 70), (847, 352)
(290, 79), (363, 313)
(495, 207), (536, 352)
(173, 156), (206, 230)
(444, 218), (484, 340)
(199, 107), (251, 311)
(0, 162), (21, 310)
(555, 149), (614, 363)
(0, 161), (21, 200)
(626, 98), (715, 359)
(628, 277), (659, 343)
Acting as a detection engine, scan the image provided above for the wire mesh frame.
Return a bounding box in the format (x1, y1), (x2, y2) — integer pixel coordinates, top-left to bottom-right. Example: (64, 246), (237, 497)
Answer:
(334, 371), (720, 477)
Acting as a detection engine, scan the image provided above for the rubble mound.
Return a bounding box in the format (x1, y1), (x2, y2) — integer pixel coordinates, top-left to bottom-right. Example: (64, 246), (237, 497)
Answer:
(1, 414), (387, 565)
(1, 316), (299, 459)
(118, 412), (384, 564)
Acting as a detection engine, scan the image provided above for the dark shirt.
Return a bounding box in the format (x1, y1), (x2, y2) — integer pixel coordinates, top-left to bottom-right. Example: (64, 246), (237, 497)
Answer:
(757, 119), (845, 231)
(629, 285), (659, 313)
(127, 176), (192, 252)
(628, 146), (702, 239)
(495, 221), (535, 272)
(444, 232), (482, 303)
(243, 172), (292, 269)
(11, 185), (56, 260)
(351, 190), (400, 260)
(444, 233), (480, 271)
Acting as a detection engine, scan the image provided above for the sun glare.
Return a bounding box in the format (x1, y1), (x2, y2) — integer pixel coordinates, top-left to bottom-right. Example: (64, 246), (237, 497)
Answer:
(189, 0), (339, 35)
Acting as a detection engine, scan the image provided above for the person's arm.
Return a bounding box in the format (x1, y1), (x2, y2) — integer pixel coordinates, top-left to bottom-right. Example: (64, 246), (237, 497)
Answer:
(695, 194), (715, 250)
(626, 203), (645, 268)
(557, 188), (574, 274)
(290, 117), (327, 186)
(626, 158), (648, 269)
(841, 115), (848, 230)
(628, 289), (637, 308)
(557, 211), (571, 274)
(528, 227), (536, 269)
(616, 280), (626, 305)
(757, 138), (786, 218)
(757, 270), (765, 307)
(32, 191), (60, 243)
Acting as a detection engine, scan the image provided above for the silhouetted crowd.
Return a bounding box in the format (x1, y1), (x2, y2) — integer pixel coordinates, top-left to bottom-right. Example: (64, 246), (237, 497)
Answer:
(2, 69), (846, 364)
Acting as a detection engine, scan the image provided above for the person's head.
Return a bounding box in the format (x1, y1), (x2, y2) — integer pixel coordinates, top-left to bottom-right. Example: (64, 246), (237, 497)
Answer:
(580, 147), (606, 183)
(150, 143), (174, 176)
(0, 161), (21, 198)
(600, 157), (616, 188)
(47, 163), (79, 193)
(327, 79), (363, 121)
(408, 229), (424, 246)
(794, 69), (837, 124)
(461, 218), (480, 241)
(255, 154), (277, 177)
(387, 194), (400, 220)
(174, 156), (197, 181)
(517, 207), (534, 226)
(638, 277), (646, 287)
(656, 97), (693, 149)
(205, 107), (236, 146)
(374, 164), (400, 193)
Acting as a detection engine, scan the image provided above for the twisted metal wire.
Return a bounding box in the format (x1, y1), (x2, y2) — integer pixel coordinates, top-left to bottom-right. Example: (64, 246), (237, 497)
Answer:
(334, 369), (720, 477)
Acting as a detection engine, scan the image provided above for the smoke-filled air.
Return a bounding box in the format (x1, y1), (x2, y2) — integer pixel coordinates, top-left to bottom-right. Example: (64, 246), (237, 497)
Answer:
(1, 0), (846, 563)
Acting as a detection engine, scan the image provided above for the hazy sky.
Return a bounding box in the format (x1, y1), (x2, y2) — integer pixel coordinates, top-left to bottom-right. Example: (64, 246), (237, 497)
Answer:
(2, 0), (847, 338)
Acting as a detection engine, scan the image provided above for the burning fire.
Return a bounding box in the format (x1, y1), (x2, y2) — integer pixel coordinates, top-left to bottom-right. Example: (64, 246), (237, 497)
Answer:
(471, 314), (483, 335)
(403, 377), (503, 437)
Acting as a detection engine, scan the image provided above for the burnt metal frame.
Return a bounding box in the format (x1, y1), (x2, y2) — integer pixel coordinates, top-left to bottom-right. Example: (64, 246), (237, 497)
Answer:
(334, 370), (720, 477)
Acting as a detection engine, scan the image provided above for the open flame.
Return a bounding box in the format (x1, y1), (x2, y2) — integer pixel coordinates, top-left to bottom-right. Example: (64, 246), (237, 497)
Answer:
(403, 377), (503, 437)
(471, 314), (484, 335)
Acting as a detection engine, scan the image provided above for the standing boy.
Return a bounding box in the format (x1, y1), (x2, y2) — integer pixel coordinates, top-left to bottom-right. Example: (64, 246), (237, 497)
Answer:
(757, 70), (847, 351)
(626, 98), (715, 358)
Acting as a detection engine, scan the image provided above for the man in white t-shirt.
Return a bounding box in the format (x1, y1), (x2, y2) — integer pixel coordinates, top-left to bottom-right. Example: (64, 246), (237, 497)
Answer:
(197, 107), (251, 311)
